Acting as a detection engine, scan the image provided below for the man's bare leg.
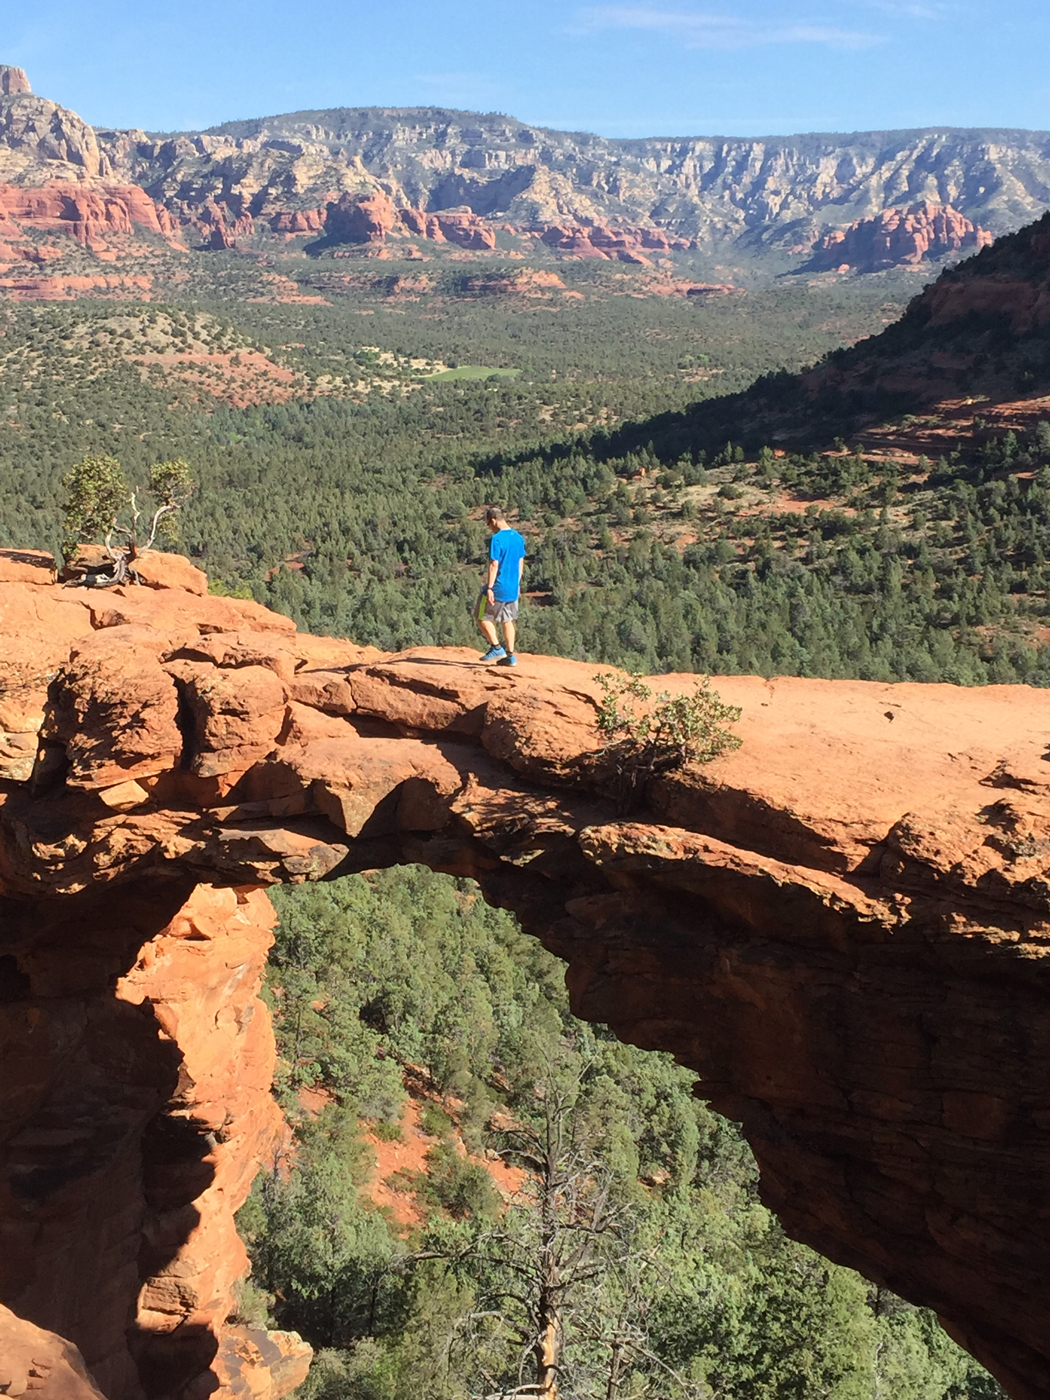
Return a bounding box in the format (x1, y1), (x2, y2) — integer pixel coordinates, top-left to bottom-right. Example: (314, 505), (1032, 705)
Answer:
(502, 619), (517, 655)
(479, 616), (500, 647)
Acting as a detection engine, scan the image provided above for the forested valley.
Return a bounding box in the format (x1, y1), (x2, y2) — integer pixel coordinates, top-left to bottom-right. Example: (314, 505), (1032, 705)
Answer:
(0, 258), (1023, 1397)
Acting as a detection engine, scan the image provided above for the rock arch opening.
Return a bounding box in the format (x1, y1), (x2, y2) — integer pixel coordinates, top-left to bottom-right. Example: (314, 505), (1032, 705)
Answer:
(2, 553), (1050, 1398)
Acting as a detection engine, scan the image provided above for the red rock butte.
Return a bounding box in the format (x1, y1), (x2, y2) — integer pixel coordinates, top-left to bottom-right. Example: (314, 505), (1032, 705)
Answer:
(2, 547), (1050, 1399)
(810, 201), (993, 273)
(0, 65), (30, 97)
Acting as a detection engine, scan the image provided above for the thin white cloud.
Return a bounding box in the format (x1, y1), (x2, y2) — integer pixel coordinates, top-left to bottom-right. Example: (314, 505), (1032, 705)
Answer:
(857, 0), (948, 17)
(572, 6), (884, 49)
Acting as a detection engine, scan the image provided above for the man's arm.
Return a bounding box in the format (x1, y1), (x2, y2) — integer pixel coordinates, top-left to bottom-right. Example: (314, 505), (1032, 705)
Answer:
(486, 550), (499, 600)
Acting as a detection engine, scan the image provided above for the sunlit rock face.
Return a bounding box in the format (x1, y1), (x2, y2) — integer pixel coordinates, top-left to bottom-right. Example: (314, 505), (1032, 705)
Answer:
(809, 201), (994, 271)
(2, 548), (1050, 1398)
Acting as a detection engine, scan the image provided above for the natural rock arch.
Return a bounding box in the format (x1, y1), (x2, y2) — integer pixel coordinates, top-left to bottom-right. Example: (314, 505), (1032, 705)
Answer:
(2, 549), (1050, 1399)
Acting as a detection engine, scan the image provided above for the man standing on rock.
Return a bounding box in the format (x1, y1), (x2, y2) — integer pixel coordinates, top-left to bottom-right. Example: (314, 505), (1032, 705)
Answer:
(478, 506), (525, 666)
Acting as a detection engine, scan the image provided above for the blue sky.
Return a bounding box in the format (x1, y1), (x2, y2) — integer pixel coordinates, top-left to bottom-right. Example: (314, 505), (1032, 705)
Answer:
(6, 0), (1050, 138)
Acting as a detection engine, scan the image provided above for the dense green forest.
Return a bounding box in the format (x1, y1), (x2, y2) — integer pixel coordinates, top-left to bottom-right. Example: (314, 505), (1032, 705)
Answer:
(4, 279), (1050, 685)
(240, 868), (1002, 1399)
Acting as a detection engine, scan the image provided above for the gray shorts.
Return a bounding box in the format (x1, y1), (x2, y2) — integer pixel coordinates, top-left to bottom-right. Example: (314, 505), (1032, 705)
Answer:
(478, 593), (519, 624)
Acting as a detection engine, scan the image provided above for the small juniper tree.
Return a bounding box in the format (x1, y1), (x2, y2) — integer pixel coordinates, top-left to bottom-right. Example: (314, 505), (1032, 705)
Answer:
(61, 454), (194, 582)
(593, 673), (742, 813)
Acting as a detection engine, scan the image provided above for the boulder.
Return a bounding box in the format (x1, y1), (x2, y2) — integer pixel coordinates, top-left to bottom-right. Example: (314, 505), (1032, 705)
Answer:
(130, 549), (208, 595)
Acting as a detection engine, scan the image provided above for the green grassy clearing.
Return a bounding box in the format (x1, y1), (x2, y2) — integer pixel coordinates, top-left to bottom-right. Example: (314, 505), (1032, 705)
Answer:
(427, 364), (521, 381)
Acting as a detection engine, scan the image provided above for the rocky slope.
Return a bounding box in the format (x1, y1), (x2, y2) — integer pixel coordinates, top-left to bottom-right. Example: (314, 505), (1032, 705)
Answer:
(615, 205), (1050, 462)
(3, 63), (1050, 267)
(2, 547), (1050, 1397)
(0, 68), (107, 184)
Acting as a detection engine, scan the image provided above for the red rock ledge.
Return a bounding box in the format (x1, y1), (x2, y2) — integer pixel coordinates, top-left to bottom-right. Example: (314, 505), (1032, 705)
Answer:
(2, 548), (1050, 1399)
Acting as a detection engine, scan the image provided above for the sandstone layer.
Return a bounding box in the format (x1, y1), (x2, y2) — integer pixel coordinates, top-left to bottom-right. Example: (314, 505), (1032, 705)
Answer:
(3, 551), (1050, 1398)
(0, 1301), (107, 1398)
(0, 181), (176, 255)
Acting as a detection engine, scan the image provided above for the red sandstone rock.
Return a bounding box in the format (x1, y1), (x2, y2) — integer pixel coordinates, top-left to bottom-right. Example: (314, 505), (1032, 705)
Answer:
(397, 206), (428, 238)
(196, 199), (255, 250)
(0, 272), (154, 301)
(268, 207), (326, 235)
(130, 549), (208, 596)
(45, 629), (185, 789)
(539, 221), (690, 260)
(0, 1304), (106, 1398)
(86, 585), (297, 638)
(0, 182), (175, 247)
(183, 663), (288, 778)
(216, 1326), (312, 1397)
(117, 885), (287, 1384)
(324, 190), (397, 244)
(541, 224), (607, 258)
(430, 210), (497, 250)
(0, 547), (55, 585)
(3, 560), (1050, 1398)
(329, 202), (500, 250)
(810, 201), (993, 272)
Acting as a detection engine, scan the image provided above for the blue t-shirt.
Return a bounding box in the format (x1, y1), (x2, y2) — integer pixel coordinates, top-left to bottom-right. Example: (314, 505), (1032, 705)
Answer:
(489, 527), (526, 602)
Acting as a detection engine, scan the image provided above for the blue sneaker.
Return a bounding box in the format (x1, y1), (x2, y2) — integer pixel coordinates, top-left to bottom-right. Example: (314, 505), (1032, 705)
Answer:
(480, 645), (506, 663)
(496, 653), (517, 667)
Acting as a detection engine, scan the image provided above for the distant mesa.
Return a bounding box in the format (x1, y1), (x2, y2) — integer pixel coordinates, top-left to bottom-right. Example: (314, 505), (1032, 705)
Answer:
(454, 268), (567, 296)
(808, 201), (993, 273)
(0, 63), (1047, 282)
(0, 65), (30, 96)
(538, 221), (693, 263)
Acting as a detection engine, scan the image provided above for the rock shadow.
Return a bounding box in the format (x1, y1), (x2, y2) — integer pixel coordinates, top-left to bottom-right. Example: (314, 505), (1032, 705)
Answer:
(0, 876), (220, 1400)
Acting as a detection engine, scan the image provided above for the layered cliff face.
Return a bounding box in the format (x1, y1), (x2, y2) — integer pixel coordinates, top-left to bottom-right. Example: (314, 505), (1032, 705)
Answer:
(3, 548), (1050, 1398)
(108, 107), (1050, 247)
(0, 64), (1048, 265)
(0, 182), (177, 257)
